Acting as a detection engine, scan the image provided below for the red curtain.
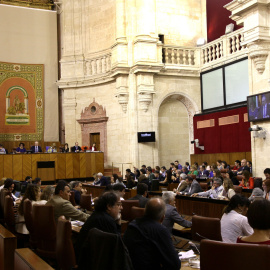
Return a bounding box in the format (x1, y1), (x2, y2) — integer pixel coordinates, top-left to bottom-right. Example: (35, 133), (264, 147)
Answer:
(207, 0), (242, 42)
(193, 107), (251, 154)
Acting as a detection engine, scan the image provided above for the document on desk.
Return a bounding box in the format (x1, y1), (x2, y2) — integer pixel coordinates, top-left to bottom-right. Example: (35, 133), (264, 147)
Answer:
(71, 220), (84, 227)
(178, 250), (196, 261)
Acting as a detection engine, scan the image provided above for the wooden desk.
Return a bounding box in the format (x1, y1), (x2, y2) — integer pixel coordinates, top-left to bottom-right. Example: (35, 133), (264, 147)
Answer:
(0, 225), (17, 270)
(14, 248), (54, 270)
(0, 152), (104, 181)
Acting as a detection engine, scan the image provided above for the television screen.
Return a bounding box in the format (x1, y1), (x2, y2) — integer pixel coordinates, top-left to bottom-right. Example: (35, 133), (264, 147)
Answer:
(138, 132), (156, 143)
(247, 91), (270, 122)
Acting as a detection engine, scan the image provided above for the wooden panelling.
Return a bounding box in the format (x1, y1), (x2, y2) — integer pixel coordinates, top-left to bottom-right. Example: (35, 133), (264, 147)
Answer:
(31, 154), (41, 179)
(56, 154), (66, 179)
(73, 154), (80, 178)
(65, 154), (73, 179)
(22, 155), (32, 180)
(12, 155), (22, 181)
(0, 155), (4, 179)
(3, 155), (13, 179)
(79, 153), (86, 178)
(1, 153), (103, 181)
(190, 152), (251, 166)
(0, 224), (17, 270)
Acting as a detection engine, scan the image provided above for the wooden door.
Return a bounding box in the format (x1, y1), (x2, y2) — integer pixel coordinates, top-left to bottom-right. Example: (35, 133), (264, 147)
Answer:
(90, 133), (100, 151)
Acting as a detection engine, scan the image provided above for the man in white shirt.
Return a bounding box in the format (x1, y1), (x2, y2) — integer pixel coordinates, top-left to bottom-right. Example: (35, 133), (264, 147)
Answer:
(192, 178), (224, 199)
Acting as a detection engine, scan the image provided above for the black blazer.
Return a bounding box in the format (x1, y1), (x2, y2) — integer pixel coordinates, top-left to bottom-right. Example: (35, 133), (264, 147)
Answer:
(30, 145), (42, 153)
(71, 146), (82, 152)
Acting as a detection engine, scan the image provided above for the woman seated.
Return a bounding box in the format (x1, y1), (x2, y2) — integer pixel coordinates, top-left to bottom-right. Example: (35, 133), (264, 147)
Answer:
(16, 142), (26, 153)
(216, 160), (223, 170)
(160, 170), (172, 185)
(4, 178), (21, 204)
(187, 165), (198, 176)
(221, 195), (253, 243)
(263, 179), (270, 200)
(218, 178), (235, 200)
(209, 164), (217, 178)
(16, 184), (47, 234)
(208, 169), (223, 187)
(239, 170), (254, 189)
(232, 160), (241, 173)
(237, 199), (270, 244)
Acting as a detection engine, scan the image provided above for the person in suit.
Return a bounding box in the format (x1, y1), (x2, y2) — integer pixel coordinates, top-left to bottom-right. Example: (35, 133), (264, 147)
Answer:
(46, 180), (89, 223)
(162, 191), (192, 233)
(123, 197), (181, 270)
(258, 94), (270, 119)
(198, 165), (209, 178)
(128, 183), (148, 208)
(237, 159), (250, 175)
(71, 142), (82, 152)
(93, 172), (110, 186)
(30, 141), (42, 153)
(173, 173), (188, 194)
(182, 176), (202, 195)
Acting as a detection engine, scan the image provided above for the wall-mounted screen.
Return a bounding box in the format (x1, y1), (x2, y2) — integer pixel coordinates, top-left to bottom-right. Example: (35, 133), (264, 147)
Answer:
(138, 132), (156, 143)
(247, 91), (270, 122)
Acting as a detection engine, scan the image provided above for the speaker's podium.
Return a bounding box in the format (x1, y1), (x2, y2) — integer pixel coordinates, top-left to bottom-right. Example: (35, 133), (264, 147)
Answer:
(37, 161), (55, 181)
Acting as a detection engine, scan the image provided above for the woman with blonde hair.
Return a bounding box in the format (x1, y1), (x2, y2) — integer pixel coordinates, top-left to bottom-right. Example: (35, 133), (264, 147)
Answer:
(218, 178), (235, 200)
(187, 165), (198, 176)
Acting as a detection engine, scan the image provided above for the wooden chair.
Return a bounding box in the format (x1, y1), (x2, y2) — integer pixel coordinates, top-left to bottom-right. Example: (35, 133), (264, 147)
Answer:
(200, 239), (270, 270)
(233, 185), (242, 195)
(4, 195), (17, 234)
(220, 169), (228, 173)
(121, 200), (140, 221)
(191, 215), (222, 242)
(33, 205), (57, 259)
(69, 190), (76, 206)
(80, 194), (92, 211)
(56, 217), (76, 270)
(199, 182), (208, 192)
(23, 199), (37, 248)
(0, 189), (10, 217)
(130, 206), (145, 220)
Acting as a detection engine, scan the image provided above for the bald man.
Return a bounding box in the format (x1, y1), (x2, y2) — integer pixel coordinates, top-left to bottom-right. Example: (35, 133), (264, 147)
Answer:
(123, 197), (181, 270)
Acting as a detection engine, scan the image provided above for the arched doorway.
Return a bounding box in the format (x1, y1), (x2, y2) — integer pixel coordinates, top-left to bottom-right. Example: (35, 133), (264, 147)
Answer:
(158, 94), (197, 167)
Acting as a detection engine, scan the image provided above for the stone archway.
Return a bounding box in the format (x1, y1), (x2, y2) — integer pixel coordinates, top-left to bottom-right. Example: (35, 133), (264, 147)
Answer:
(157, 93), (198, 166)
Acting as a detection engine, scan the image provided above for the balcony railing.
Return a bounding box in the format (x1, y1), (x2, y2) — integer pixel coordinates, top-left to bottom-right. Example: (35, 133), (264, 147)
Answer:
(162, 28), (248, 70)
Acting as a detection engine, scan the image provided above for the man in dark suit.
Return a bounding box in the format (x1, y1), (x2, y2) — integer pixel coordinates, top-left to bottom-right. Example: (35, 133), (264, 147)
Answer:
(258, 94), (270, 119)
(162, 191), (192, 233)
(237, 159), (250, 175)
(71, 142), (82, 152)
(182, 176), (202, 195)
(123, 197), (181, 270)
(93, 172), (110, 186)
(30, 141), (42, 153)
(128, 183), (148, 208)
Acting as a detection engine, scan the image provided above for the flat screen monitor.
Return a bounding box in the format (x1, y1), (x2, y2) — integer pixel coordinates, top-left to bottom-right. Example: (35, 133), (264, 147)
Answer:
(247, 91), (270, 122)
(137, 132), (156, 143)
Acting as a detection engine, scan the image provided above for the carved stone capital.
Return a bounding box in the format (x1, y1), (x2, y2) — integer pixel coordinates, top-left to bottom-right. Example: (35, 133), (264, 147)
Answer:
(116, 93), (129, 113)
(138, 93), (152, 112)
(115, 75), (129, 113)
(248, 42), (270, 74)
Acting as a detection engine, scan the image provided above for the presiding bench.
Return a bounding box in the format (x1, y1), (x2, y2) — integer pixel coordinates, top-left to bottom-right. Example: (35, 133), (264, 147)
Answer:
(0, 224), (17, 270)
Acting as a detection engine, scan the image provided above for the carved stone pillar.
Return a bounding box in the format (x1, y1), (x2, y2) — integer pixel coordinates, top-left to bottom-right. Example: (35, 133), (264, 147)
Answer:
(137, 73), (155, 112)
(115, 75), (129, 113)
(247, 42), (270, 74)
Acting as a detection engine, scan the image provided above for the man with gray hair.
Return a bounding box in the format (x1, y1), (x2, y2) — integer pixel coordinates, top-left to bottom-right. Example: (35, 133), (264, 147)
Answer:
(93, 172), (110, 186)
(162, 191), (192, 233)
(192, 178), (224, 199)
(173, 173), (188, 194)
(123, 197), (181, 270)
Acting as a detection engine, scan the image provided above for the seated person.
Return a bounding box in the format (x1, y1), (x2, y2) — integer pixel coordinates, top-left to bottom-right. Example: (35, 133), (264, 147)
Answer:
(46, 180), (89, 222)
(126, 175), (136, 189)
(174, 160), (182, 170)
(216, 160), (223, 170)
(171, 171), (180, 183)
(0, 144), (6, 154)
(192, 178), (223, 198)
(16, 184), (47, 234)
(74, 191), (122, 262)
(159, 170), (172, 185)
(239, 170), (254, 189)
(218, 178), (235, 200)
(221, 161), (230, 170)
(182, 165), (189, 175)
(153, 170), (161, 181)
(16, 142), (26, 153)
(34, 177), (42, 186)
(112, 183), (126, 200)
(187, 165), (198, 176)
(90, 142), (97, 151)
(237, 199), (270, 245)
(22, 176), (32, 187)
(138, 174), (149, 187)
(237, 159), (250, 175)
(247, 160), (252, 174)
(162, 191), (192, 233)
(62, 143), (69, 153)
(160, 166), (166, 181)
(146, 167), (155, 183)
(30, 141), (42, 153)
(263, 179), (270, 200)
(198, 165), (209, 178)
(123, 197), (181, 270)
(128, 183), (148, 208)
(264, 168), (270, 179)
(249, 187), (264, 202)
(48, 143), (57, 153)
(173, 173), (188, 194)
(4, 178), (21, 204)
(182, 176), (202, 196)
(221, 195), (252, 243)
(71, 181), (87, 205)
(71, 142), (81, 152)
(232, 160), (241, 173)
(93, 172), (110, 186)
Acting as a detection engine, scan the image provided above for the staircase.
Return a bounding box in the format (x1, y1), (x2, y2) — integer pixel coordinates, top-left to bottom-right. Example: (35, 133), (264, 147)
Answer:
(104, 167), (122, 177)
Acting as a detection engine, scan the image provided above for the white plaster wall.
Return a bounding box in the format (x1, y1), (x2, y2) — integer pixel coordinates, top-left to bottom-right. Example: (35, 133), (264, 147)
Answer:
(158, 98), (189, 167)
(0, 5), (59, 141)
